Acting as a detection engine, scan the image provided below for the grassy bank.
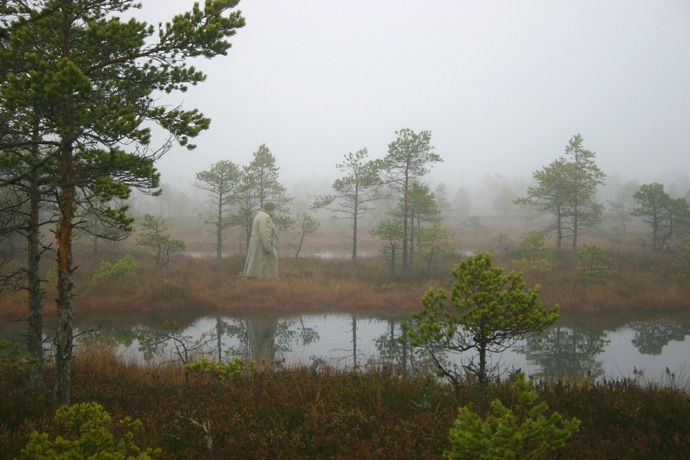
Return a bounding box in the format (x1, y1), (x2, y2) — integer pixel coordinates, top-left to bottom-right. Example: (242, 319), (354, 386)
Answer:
(1, 350), (689, 459)
(1, 250), (688, 317)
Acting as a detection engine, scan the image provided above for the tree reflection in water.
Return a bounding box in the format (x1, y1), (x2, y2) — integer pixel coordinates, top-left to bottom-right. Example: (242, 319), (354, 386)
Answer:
(517, 325), (609, 381)
(214, 318), (248, 360)
(372, 318), (437, 374)
(31, 311), (690, 384)
(134, 321), (218, 364)
(330, 315), (362, 369)
(373, 319), (406, 368)
(275, 316), (319, 356)
(630, 319), (690, 355)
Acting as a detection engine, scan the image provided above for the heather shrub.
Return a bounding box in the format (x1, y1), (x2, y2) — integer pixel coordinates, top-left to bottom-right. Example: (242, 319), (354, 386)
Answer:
(184, 357), (253, 383)
(2, 354), (690, 459)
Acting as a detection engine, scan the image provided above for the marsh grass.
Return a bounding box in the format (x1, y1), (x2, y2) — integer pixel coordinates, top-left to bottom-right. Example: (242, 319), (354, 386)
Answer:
(1, 349), (689, 459)
(510, 252), (690, 311)
(2, 249), (688, 319)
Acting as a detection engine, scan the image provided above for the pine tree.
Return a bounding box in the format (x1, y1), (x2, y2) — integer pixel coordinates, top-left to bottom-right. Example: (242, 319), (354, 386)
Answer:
(381, 129), (441, 271)
(516, 134), (604, 251)
(238, 144), (292, 250)
(403, 253), (559, 414)
(0, 0), (244, 404)
(632, 183), (690, 252)
(195, 160), (241, 261)
(312, 148), (383, 262)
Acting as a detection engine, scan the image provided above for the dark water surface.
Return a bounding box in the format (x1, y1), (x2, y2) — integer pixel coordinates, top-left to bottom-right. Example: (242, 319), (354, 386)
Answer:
(2, 309), (689, 385)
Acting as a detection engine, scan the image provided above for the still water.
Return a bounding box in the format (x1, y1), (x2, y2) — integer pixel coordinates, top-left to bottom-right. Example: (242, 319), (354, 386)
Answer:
(2, 309), (690, 384)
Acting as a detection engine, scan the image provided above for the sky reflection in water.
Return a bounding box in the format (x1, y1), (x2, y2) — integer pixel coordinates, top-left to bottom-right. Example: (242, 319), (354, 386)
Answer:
(64, 310), (690, 385)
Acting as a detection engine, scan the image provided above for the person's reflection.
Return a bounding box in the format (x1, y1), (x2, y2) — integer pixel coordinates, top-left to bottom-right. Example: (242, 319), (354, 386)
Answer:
(246, 319), (277, 370)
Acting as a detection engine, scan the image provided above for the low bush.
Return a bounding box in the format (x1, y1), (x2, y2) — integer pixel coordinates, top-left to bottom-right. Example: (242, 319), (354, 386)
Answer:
(1, 352), (689, 459)
(93, 254), (140, 283)
(17, 402), (160, 460)
(446, 372), (580, 459)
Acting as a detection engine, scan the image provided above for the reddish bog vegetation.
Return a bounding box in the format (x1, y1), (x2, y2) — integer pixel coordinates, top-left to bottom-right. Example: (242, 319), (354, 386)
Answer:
(1, 250), (687, 317)
(1, 245), (689, 458)
(1, 350), (689, 459)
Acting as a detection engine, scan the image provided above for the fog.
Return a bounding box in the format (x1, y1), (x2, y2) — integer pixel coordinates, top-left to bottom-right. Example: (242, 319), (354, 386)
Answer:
(133, 0), (689, 194)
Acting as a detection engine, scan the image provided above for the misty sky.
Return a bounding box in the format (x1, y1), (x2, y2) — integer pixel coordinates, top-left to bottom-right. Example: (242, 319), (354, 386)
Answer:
(137, 0), (689, 190)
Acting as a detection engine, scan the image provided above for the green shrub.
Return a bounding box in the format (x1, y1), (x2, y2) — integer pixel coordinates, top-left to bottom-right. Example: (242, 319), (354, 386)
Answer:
(18, 402), (160, 459)
(445, 372), (580, 460)
(511, 231), (555, 279)
(0, 340), (21, 368)
(136, 214), (186, 269)
(575, 244), (616, 283)
(184, 357), (252, 382)
(512, 231), (552, 261)
(93, 255), (139, 283)
(671, 246), (690, 281)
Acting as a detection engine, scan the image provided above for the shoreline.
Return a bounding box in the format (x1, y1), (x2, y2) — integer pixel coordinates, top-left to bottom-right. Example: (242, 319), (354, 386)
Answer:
(1, 251), (689, 319)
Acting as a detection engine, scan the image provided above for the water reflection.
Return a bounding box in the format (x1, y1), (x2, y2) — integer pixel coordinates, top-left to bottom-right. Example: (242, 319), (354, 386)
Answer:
(374, 319), (409, 368)
(516, 325), (610, 381)
(246, 319), (277, 369)
(2, 310), (689, 384)
(630, 319), (690, 356)
(371, 319), (438, 373)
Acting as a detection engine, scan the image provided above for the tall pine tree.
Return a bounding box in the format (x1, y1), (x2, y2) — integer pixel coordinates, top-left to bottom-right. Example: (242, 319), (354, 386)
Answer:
(381, 129), (441, 271)
(0, 0), (244, 404)
(516, 134), (604, 251)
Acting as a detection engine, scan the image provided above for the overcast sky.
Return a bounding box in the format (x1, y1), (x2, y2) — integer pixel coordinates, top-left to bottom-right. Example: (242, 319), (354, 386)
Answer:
(137, 0), (689, 190)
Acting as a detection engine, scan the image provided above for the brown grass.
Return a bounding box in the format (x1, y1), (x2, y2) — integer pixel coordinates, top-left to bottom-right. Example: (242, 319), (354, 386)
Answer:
(497, 252), (690, 311)
(2, 241), (689, 320)
(1, 349), (689, 459)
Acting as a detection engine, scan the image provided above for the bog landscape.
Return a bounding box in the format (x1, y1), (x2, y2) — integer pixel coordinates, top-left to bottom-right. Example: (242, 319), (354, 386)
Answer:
(1, 1), (689, 459)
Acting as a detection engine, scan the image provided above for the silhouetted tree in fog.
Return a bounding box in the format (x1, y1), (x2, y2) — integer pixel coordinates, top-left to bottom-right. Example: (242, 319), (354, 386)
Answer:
(516, 134), (604, 251)
(312, 148), (383, 262)
(381, 129), (441, 272)
(632, 183), (690, 253)
(238, 144), (292, 252)
(194, 160), (241, 261)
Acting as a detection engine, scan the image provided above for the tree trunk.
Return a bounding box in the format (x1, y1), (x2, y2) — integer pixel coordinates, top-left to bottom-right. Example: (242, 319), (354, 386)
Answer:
(572, 199), (579, 250)
(402, 183), (409, 272)
(409, 212), (415, 269)
(27, 155), (44, 389)
(477, 341), (488, 418)
(216, 192), (223, 261)
(556, 209), (563, 251)
(389, 245), (396, 275)
(245, 209), (252, 253)
(294, 230), (305, 262)
(55, 146), (76, 406)
(352, 202), (358, 262)
(352, 315), (358, 368)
